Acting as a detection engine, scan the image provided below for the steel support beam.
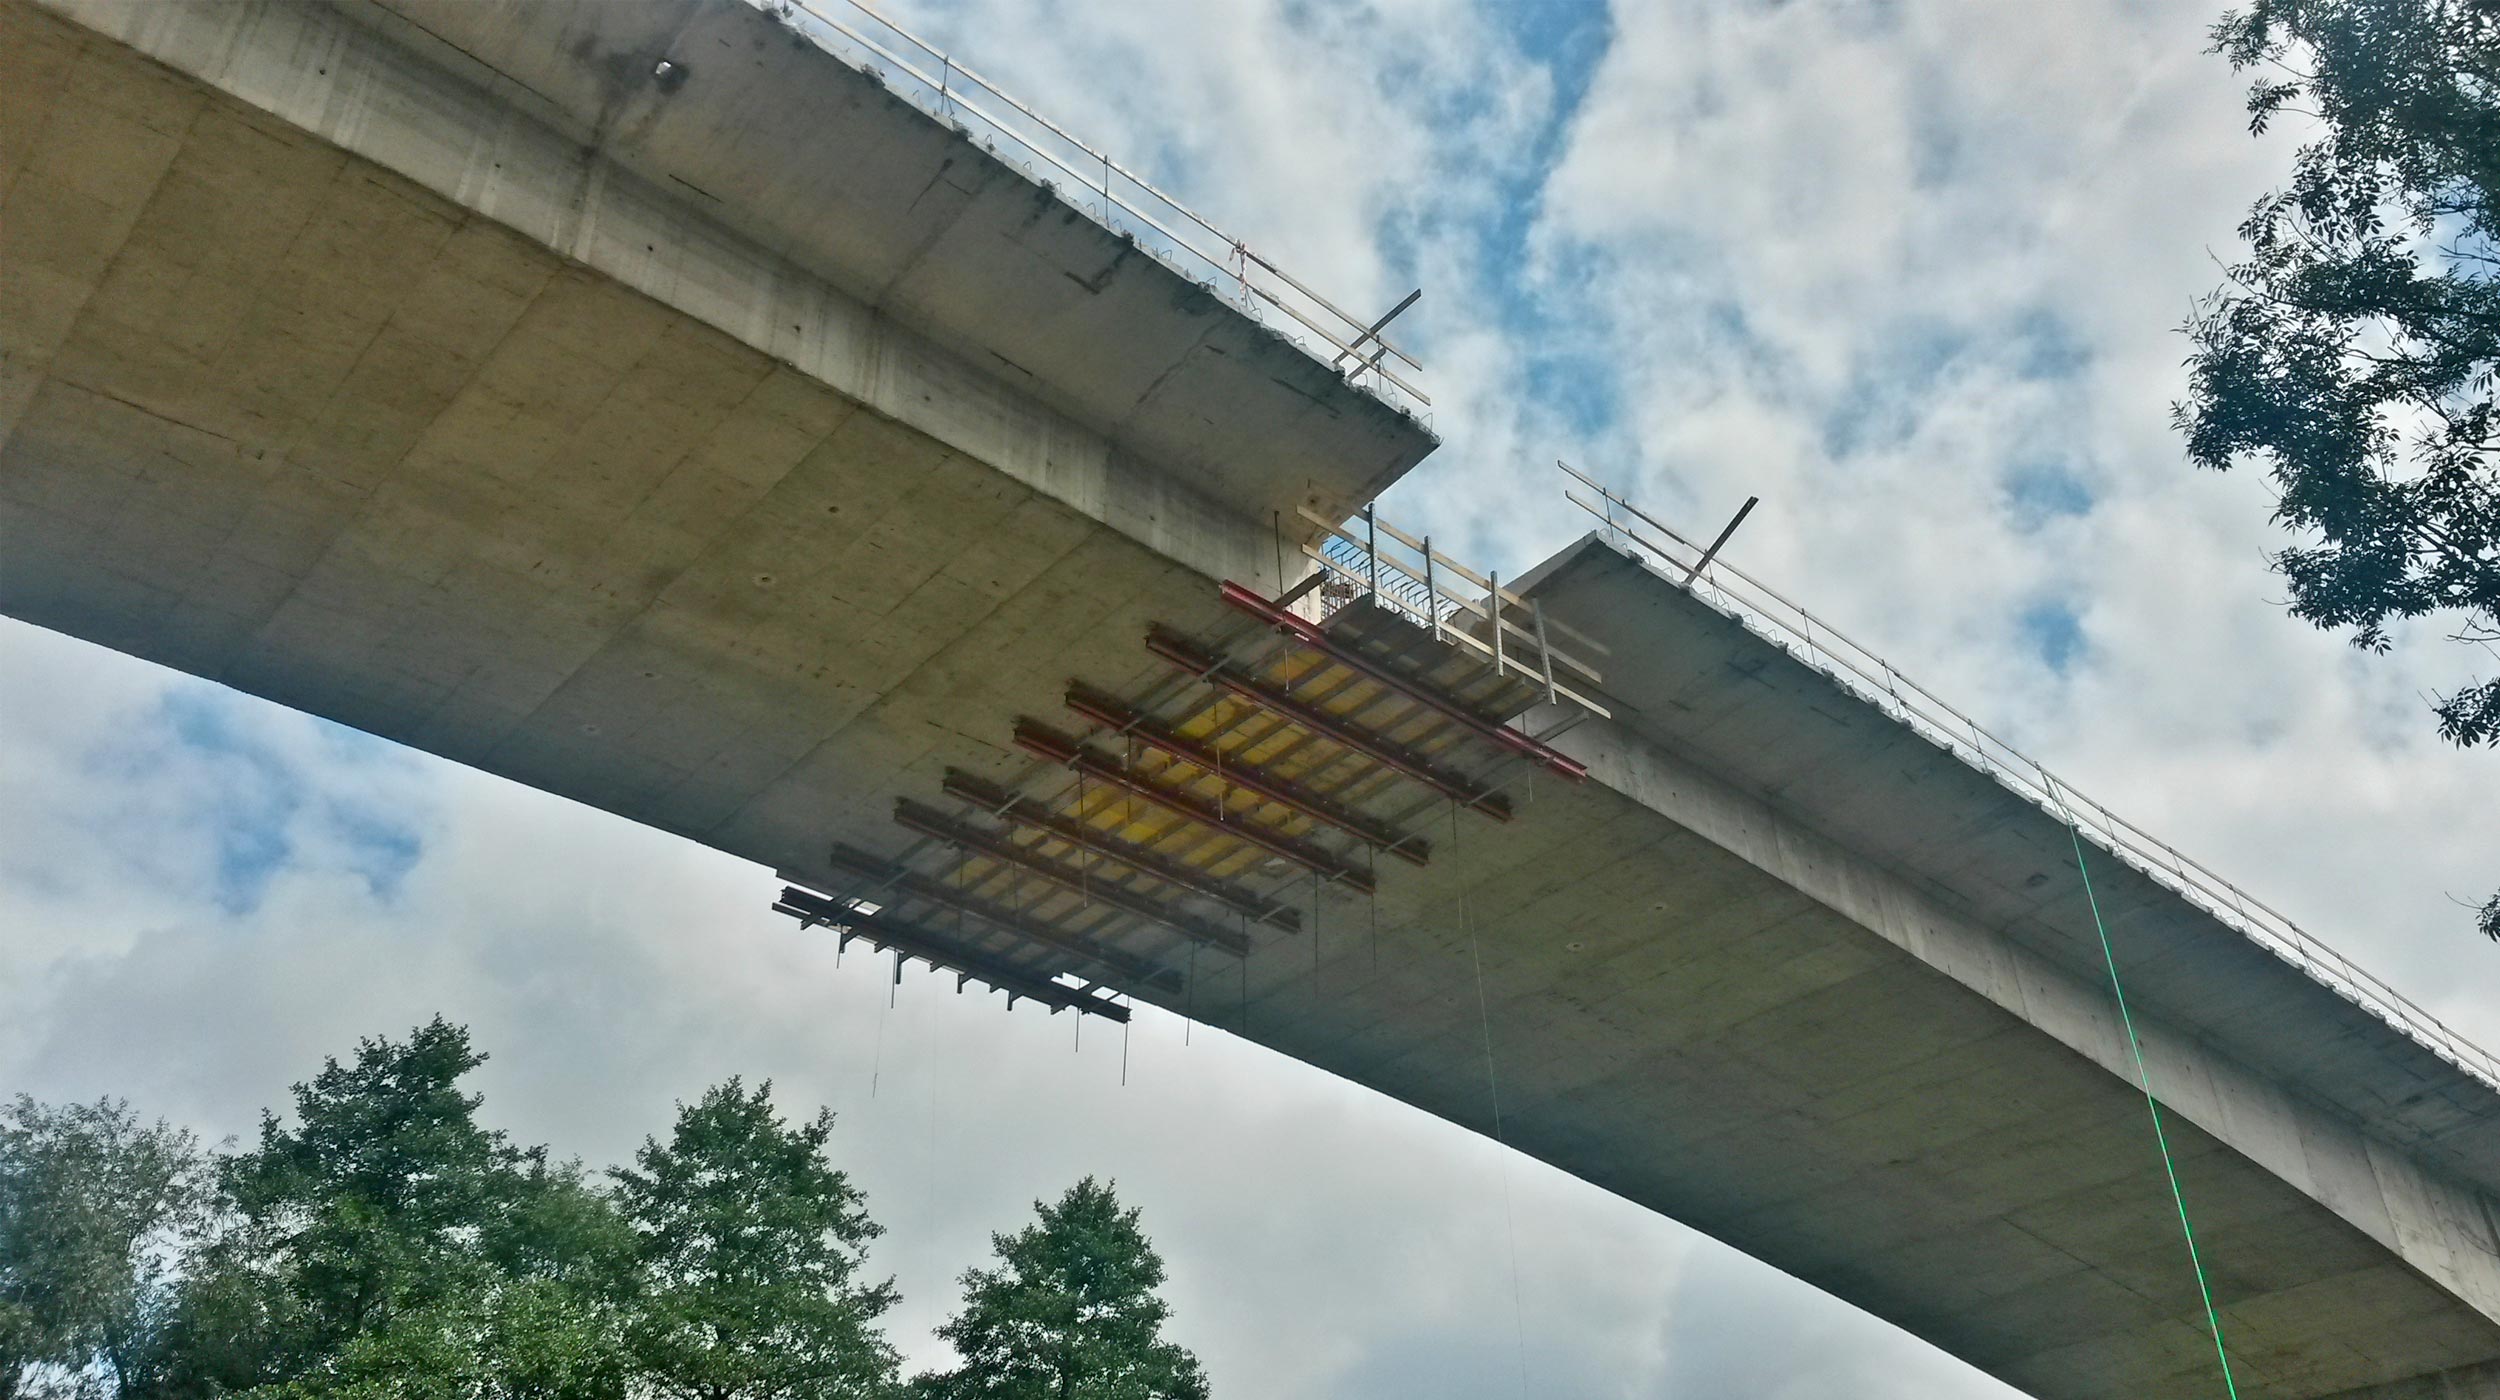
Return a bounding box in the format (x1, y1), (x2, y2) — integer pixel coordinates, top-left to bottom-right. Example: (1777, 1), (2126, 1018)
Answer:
(941, 770), (1302, 933)
(893, 800), (1251, 955)
(1147, 626), (1514, 822)
(1014, 720), (1377, 894)
(1218, 580), (1591, 781)
(824, 844), (1164, 987)
(772, 886), (1128, 1021)
(1064, 683), (1428, 865)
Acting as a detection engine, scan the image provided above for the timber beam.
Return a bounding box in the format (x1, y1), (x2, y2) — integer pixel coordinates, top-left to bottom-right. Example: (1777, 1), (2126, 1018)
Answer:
(1013, 720), (1377, 895)
(1064, 683), (1429, 865)
(893, 799), (1251, 956)
(1146, 625), (1514, 822)
(823, 844), (1168, 988)
(1218, 580), (1590, 782)
(940, 770), (1303, 934)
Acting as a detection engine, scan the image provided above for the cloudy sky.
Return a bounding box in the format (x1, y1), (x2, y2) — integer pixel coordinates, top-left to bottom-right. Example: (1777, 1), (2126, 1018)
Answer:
(6, 0), (2499, 1396)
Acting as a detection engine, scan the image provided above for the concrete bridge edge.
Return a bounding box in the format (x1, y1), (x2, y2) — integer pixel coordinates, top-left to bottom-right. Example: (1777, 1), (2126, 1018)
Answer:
(1554, 708), (2500, 1333)
(33, 0), (1293, 596)
(2328, 1358), (2500, 1399)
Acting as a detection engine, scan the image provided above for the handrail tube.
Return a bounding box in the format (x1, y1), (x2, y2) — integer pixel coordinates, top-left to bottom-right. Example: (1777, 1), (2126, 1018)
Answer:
(1239, 245), (1423, 372)
(1244, 284), (1432, 403)
(1298, 544), (1612, 715)
(1562, 473), (2500, 1089)
(1306, 505), (1608, 659)
(785, 0), (1428, 408)
(813, 0), (1240, 256)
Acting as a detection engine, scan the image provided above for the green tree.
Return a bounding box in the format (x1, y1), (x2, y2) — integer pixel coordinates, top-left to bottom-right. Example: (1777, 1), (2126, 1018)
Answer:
(0, 1097), (209, 1399)
(2176, 0), (2500, 937)
(610, 1079), (900, 1400)
(150, 1020), (629, 1399)
(917, 1178), (1206, 1400)
(239, 1157), (636, 1400)
(224, 1017), (522, 1355)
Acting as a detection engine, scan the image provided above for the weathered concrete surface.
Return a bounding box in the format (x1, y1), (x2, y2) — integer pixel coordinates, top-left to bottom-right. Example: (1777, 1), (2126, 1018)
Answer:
(6, 2), (2499, 1397)
(2328, 1359), (2500, 1399)
(335, 0), (1435, 530)
(1386, 538), (2500, 1396)
(0, 0), (1413, 862)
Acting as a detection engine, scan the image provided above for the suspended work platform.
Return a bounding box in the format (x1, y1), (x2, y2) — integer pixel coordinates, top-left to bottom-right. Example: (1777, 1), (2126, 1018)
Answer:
(780, 508), (1610, 1027)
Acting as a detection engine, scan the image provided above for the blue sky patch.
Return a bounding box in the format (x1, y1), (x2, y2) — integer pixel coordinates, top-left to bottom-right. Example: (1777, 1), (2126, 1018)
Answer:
(2006, 306), (2091, 381)
(99, 689), (427, 915)
(2018, 599), (2085, 674)
(1820, 318), (1969, 458)
(2003, 458), (2094, 528)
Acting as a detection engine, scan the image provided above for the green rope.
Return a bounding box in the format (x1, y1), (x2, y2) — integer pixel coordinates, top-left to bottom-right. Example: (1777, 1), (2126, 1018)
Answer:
(2061, 808), (2241, 1399)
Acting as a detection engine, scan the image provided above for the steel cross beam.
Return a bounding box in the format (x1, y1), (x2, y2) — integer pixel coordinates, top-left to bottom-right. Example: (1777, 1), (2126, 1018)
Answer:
(824, 844), (1164, 987)
(1218, 580), (1590, 782)
(1063, 683), (1429, 865)
(1146, 625), (1515, 822)
(893, 799), (1251, 955)
(940, 770), (1302, 933)
(1013, 720), (1377, 894)
(772, 886), (1128, 1021)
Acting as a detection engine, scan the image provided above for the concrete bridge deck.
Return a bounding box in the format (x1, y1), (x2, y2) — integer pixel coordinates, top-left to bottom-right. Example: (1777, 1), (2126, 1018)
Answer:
(4, 2), (2497, 1395)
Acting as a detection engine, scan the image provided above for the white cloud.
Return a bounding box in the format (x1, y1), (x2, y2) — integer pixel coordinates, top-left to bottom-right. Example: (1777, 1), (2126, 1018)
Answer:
(1519, 0), (2500, 1047)
(0, 619), (1729, 1396)
(9, 0), (2499, 1395)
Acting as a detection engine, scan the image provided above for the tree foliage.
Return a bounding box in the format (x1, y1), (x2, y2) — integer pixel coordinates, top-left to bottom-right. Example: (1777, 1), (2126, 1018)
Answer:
(612, 1080), (900, 1400)
(4, 1028), (1202, 1398)
(2176, 0), (2500, 937)
(149, 1019), (633, 1400)
(0, 1097), (208, 1399)
(916, 1178), (1206, 1400)
(218, 1018), (531, 1365)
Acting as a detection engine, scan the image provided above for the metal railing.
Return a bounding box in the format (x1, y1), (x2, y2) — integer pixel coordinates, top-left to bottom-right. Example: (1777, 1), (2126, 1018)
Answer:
(1561, 462), (2500, 1093)
(1318, 530), (1453, 628)
(773, 0), (1429, 412)
(1300, 503), (1610, 717)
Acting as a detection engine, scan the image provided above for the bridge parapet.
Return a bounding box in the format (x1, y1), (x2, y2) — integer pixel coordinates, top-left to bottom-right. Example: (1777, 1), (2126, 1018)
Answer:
(778, 0), (1431, 412)
(1557, 464), (2500, 1098)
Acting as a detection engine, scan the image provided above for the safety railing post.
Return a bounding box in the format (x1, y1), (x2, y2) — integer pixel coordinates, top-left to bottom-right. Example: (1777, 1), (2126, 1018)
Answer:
(1423, 537), (1439, 641)
(1490, 571), (1504, 678)
(1366, 504), (1380, 603)
(1533, 599), (1557, 704)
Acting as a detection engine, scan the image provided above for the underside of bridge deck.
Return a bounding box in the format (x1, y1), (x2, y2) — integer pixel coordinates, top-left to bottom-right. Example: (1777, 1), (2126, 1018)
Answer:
(5, 2), (2498, 1396)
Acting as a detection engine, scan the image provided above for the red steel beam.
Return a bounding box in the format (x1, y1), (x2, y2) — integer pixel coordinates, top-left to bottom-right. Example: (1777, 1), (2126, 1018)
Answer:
(1217, 580), (1590, 782)
(893, 800), (1251, 955)
(1013, 720), (1376, 895)
(773, 886), (1127, 1021)
(1146, 626), (1514, 822)
(825, 844), (1161, 986)
(941, 770), (1301, 933)
(1063, 683), (1429, 865)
